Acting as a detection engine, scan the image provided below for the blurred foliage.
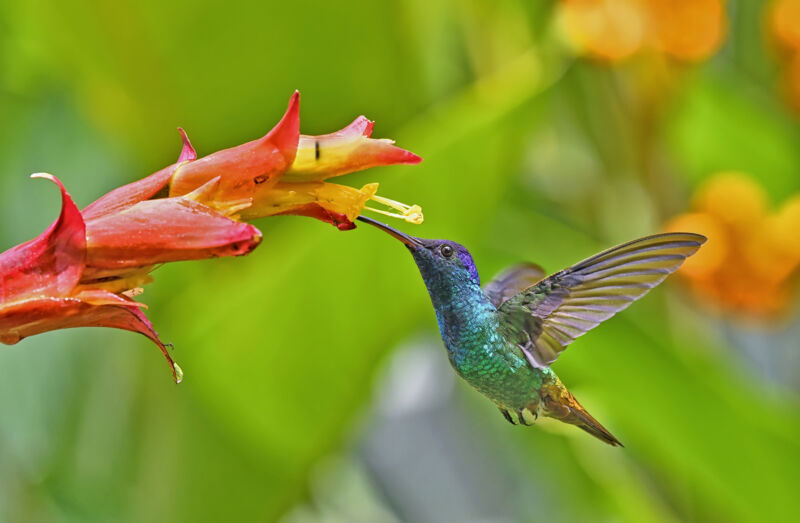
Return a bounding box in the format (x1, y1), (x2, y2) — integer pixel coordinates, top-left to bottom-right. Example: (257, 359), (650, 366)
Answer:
(1, 1), (799, 522)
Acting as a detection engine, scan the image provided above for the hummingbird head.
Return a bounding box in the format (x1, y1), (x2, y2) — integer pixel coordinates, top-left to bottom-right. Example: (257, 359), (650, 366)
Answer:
(358, 216), (494, 344)
(408, 238), (480, 287)
(357, 216), (481, 289)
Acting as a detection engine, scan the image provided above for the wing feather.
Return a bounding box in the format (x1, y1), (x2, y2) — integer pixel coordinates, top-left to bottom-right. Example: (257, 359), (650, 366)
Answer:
(497, 233), (706, 368)
(483, 262), (547, 307)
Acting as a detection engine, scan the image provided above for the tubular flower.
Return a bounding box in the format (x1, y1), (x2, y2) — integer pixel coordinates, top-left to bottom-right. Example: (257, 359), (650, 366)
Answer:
(0, 135), (264, 382)
(81, 133), (262, 288)
(0, 175), (260, 382)
(1, 91), (423, 381)
(663, 172), (800, 320)
(557, 0), (726, 63)
(169, 92), (423, 230)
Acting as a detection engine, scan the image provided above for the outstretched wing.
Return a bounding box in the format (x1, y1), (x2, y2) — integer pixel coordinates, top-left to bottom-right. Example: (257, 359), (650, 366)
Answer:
(497, 233), (705, 368)
(483, 263), (547, 308)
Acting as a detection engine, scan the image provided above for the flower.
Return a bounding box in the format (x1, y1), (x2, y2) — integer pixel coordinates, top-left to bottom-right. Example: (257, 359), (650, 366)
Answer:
(1, 91), (424, 381)
(663, 172), (800, 319)
(0, 175), (261, 382)
(771, 0), (800, 57)
(769, 0), (800, 114)
(166, 93), (301, 217)
(648, 0), (725, 62)
(559, 0), (647, 62)
(558, 0), (726, 63)
(79, 131), (262, 300)
(169, 92), (423, 230)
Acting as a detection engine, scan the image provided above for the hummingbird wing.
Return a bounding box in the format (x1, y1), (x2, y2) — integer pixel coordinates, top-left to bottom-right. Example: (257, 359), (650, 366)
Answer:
(497, 233), (705, 368)
(483, 263), (547, 308)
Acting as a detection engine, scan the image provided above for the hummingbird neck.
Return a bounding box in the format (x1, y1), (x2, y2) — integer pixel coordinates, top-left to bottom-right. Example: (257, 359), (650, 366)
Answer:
(416, 265), (496, 355)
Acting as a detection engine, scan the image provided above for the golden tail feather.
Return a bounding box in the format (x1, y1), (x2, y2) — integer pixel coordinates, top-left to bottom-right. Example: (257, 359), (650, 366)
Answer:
(542, 387), (623, 447)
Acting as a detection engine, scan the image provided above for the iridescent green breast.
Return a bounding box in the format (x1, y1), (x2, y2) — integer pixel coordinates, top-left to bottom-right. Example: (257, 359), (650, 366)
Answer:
(414, 246), (545, 409)
(446, 314), (544, 409)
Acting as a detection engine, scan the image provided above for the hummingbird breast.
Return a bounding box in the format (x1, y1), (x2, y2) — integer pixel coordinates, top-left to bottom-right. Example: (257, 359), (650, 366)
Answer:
(437, 304), (545, 410)
(419, 262), (546, 410)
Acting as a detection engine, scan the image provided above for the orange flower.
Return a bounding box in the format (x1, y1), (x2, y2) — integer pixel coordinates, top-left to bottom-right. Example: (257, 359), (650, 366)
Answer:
(770, 0), (800, 56)
(169, 92), (423, 230)
(559, 0), (647, 62)
(664, 172), (800, 319)
(648, 0), (725, 61)
(768, 0), (800, 113)
(558, 0), (726, 63)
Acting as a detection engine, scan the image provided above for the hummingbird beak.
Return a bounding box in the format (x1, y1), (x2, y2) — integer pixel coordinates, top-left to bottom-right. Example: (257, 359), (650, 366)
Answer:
(357, 215), (421, 250)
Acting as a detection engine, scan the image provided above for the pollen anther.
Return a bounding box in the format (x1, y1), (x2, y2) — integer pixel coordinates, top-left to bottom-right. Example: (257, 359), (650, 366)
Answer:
(366, 194), (424, 224)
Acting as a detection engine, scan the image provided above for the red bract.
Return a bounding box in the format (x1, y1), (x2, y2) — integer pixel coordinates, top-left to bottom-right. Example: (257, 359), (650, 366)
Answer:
(171, 92), (423, 229)
(168, 92), (301, 215)
(85, 192), (260, 270)
(80, 128), (197, 221)
(81, 129), (262, 284)
(0, 173), (263, 382)
(0, 175), (182, 380)
(0, 175), (84, 303)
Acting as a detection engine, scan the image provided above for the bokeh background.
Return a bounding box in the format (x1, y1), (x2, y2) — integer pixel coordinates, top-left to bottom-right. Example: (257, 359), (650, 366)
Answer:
(1, 1), (799, 521)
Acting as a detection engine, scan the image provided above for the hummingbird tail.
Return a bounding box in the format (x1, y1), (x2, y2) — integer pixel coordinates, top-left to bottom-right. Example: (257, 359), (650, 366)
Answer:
(542, 388), (623, 447)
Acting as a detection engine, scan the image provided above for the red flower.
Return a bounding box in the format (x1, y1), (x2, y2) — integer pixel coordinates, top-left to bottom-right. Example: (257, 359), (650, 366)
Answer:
(0, 91), (423, 381)
(170, 92), (423, 230)
(80, 131), (263, 327)
(0, 173), (262, 382)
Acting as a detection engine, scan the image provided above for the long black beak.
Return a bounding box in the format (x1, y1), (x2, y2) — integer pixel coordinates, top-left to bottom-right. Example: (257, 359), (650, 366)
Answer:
(357, 216), (422, 250)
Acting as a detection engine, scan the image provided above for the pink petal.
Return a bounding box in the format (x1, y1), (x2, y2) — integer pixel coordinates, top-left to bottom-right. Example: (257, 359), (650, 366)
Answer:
(84, 197), (262, 269)
(78, 290), (181, 382)
(0, 290), (182, 382)
(0, 174), (86, 303)
(82, 127), (199, 221)
(168, 91), (301, 210)
(177, 127), (197, 163)
(279, 203), (357, 230)
(342, 116), (375, 138)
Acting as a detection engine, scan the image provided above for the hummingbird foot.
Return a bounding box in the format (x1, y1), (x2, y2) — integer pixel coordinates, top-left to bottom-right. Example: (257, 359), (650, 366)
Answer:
(500, 408), (517, 425)
(517, 408), (538, 426)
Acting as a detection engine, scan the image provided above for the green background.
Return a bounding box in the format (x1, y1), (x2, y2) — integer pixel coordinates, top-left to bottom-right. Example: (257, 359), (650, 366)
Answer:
(1, 1), (798, 521)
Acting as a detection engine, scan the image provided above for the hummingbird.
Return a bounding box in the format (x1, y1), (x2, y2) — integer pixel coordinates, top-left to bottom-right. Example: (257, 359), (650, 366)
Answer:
(358, 216), (705, 446)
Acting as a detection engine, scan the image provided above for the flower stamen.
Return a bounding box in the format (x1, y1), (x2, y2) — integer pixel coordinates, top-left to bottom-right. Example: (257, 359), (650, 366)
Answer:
(365, 194), (424, 224)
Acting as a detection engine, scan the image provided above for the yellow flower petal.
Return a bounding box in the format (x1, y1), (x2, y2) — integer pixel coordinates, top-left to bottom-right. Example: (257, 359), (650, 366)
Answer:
(283, 117), (421, 182)
(663, 212), (727, 279)
(242, 181), (424, 226)
(694, 172), (768, 230)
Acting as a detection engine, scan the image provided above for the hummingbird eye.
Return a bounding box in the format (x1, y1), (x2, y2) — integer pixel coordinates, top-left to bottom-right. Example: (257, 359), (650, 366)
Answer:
(440, 244), (454, 258)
